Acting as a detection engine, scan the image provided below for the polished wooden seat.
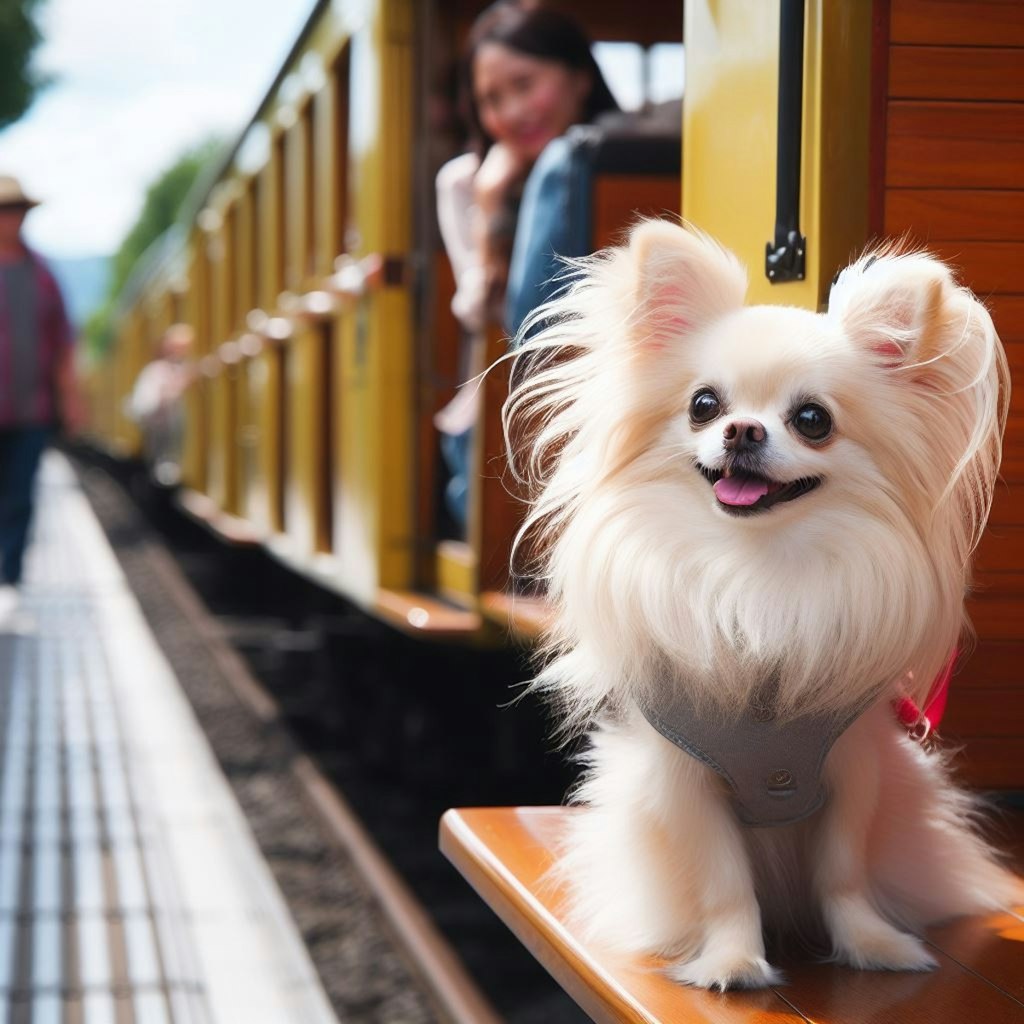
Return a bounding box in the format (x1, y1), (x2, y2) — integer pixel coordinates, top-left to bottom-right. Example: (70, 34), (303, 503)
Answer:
(440, 806), (1024, 1024)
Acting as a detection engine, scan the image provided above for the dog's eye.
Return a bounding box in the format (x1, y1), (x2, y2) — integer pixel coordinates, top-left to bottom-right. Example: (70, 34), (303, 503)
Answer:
(689, 389), (722, 425)
(793, 404), (832, 441)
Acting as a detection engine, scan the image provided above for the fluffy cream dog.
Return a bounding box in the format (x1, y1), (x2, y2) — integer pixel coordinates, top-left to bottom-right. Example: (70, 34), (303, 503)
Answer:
(505, 221), (1022, 989)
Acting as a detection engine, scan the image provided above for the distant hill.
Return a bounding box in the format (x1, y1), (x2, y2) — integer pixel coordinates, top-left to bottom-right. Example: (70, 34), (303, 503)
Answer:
(47, 255), (111, 329)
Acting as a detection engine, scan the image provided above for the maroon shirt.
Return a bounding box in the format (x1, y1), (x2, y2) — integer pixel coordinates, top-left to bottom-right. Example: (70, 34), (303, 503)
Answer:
(0, 249), (74, 428)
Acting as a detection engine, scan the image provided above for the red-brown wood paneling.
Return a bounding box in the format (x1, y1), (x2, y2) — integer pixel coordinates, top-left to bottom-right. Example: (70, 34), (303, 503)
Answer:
(889, 46), (1024, 102)
(886, 103), (1024, 190)
(885, 191), (1024, 243)
(951, 738), (1024, 789)
(975, 528), (1024, 576)
(891, 0), (1024, 47)
(991, 296), (1024, 342)
(956, 640), (1024, 689)
(884, 0), (1024, 788)
(986, 486), (1024, 530)
(923, 242), (1024, 296)
(942, 690), (1024, 736)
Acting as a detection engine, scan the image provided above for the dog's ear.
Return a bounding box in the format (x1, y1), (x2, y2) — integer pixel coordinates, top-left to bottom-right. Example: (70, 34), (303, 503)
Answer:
(828, 249), (961, 369)
(831, 246), (1008, 566)
(629, 221), (747, 350)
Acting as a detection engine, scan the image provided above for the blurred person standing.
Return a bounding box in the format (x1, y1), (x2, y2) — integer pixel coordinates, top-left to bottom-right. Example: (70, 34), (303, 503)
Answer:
(0, 174), (81, 600)
(128, 323), (195, 486)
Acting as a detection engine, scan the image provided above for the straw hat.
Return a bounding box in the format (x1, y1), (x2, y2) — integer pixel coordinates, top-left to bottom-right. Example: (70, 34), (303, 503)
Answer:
(0, 175), (40, 209)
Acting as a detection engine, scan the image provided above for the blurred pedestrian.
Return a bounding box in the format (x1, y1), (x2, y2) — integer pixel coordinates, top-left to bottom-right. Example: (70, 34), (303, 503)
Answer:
(128, 323), (195, 486)
(0, 174), (81, 601)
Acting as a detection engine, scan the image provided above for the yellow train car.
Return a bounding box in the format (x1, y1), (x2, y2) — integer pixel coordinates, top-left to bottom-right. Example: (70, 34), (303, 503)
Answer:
(89, 0), (1024, 788)
(91, 0), (686, 632)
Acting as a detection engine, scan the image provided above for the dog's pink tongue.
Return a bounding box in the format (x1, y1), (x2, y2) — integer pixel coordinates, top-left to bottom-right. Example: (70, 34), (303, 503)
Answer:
(714, 475), (769, 506)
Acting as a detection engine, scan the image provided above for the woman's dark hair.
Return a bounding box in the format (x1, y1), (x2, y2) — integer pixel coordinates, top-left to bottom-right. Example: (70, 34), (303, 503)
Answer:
(461, 2), (620, 157)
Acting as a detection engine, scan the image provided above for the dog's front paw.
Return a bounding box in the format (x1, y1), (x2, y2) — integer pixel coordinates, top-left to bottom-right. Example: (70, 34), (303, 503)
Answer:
(826, 896), (937, 972)
(669, 950), (783, 991)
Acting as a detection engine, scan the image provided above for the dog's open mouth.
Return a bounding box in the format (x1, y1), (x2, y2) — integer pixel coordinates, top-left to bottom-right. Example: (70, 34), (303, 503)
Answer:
(698, 464), (822, 515)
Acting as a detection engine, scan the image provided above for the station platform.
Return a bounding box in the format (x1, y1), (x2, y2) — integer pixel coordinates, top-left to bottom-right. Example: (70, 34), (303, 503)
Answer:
(0, 454), (338, 1024)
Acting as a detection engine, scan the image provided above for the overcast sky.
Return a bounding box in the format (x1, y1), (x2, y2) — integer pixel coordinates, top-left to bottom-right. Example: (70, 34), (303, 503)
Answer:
(0, 0), (318, 259)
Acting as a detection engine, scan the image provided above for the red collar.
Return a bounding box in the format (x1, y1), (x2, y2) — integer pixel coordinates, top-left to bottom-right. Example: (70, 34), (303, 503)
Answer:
(893, 649), (956, 743)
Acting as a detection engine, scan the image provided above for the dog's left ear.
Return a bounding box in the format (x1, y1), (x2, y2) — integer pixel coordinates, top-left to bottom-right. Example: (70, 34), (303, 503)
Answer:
(629, 220), (747, 350)
(828, 249), (961, 370)
(830, 247), (1008, 559)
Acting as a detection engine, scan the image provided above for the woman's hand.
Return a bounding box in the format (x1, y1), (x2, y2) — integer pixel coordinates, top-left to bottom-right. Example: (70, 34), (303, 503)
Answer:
(473, 142), (526, 214)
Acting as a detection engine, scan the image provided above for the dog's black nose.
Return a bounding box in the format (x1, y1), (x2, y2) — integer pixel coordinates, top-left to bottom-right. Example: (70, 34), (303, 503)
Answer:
(722, 419), (767, 451)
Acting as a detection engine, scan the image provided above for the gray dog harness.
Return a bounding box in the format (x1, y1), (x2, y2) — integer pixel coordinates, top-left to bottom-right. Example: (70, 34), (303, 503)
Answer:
(639, 684), (878, 827)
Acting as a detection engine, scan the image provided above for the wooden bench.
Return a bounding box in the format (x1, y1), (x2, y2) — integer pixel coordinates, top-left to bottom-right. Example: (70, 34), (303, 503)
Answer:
(440, 806), (1024, 1023)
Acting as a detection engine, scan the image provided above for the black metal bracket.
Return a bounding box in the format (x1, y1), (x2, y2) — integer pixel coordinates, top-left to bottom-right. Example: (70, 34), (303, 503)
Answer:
(765, 0), (807, 284)
(766, 229), (806, 283)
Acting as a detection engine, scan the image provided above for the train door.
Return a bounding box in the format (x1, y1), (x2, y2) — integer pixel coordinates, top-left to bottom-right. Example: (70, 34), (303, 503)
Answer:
(421, 0), (686, 629)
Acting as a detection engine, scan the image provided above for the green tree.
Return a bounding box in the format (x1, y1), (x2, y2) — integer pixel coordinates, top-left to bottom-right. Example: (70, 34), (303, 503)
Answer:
(85, 139), (221, 359)
(0, 0), (46, 128)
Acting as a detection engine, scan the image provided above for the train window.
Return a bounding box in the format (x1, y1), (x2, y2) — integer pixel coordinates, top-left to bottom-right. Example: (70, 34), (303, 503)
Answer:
(302, 99), (316, 281)
(230, 200), (247, 331)
(169, 288), (182, 329)
(244, 194), (256, 322)
(190, 251), (202, 356)
(330, 45), (350, 267)
(316, 322), (334, 553)
(648, 43), (685, 104)
(250, 177), (262, 314)
(258, 160), (278, 312)
(201, 239), (216, 356)
(594, 43), (645, 109)
(222, 205), (237, 340)
(593, 41), (685, 110)
(284, 123), (301, 292)
(274, 132), (288, 299)
(276, 345), (289, 533)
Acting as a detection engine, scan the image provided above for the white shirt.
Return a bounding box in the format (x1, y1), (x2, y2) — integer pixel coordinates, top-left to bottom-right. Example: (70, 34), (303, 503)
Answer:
(435, 152), (487, 336)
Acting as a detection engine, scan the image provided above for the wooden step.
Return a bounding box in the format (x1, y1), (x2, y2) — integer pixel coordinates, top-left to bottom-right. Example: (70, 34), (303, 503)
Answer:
(175, 487), (264, 546)
(375, 588), (482, 638)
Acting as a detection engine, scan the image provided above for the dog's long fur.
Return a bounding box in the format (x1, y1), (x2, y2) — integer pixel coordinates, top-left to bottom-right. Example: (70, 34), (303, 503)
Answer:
(505, 221), (1022, 989)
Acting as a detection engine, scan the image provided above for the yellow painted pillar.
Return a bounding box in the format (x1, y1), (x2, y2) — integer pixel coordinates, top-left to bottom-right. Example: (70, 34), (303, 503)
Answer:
(683, 0), (872, 310)
(334, 0), (415, 602)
